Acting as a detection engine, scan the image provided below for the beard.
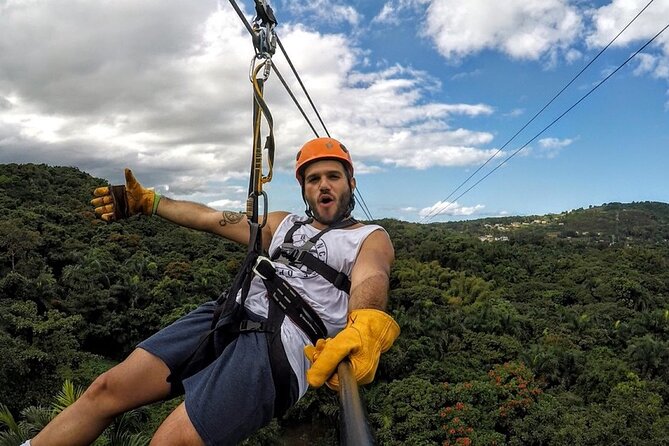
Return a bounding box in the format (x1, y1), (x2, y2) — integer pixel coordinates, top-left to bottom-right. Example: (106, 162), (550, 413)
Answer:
(307, 187), (353, 225)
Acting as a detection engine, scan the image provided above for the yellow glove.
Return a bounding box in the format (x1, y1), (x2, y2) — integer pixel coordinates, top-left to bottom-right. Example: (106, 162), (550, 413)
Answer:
(304, 309), (400, 390)
(91, 168), (159, 221)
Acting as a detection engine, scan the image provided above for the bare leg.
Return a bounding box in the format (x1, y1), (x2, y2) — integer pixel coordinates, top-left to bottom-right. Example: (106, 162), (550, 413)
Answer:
(32, 348), (172, 446)
(150, 402), (205, 446)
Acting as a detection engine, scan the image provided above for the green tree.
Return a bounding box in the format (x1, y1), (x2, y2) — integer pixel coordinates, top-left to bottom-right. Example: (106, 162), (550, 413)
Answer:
(0, 301), (83, 411)
(626, 335), (669, 379)
(0, 220), (40, 271)
(554, 374), (669, 445)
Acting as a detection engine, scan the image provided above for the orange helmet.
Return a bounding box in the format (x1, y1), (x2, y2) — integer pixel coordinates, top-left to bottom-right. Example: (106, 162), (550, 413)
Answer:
(295, 137), (354, 184)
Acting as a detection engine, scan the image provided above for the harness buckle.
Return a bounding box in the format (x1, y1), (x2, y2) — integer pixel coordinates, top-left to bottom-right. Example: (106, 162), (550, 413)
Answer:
(287, 247), (307, 263)
(253, 255), (273, 280)
(279, 240), (314, 265)
(239, 319), (264, 332)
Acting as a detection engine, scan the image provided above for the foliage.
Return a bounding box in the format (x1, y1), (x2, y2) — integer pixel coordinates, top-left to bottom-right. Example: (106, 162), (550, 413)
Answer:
(0, 380), (149, 446)
(2, 164), (669, 444)
(51, 380), (85, 416)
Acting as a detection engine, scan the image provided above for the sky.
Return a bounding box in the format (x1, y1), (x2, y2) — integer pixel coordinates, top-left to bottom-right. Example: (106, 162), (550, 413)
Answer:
(1, 0), (668, 222)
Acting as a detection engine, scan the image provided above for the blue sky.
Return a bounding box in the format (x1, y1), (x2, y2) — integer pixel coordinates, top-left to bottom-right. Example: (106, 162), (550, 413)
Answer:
(1, 0), (668, 222)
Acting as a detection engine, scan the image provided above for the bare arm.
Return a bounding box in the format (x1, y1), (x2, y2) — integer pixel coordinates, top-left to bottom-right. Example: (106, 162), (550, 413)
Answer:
(155, 196), (288, 250)
(348, 229), (394, 312)
(304, 227), (398, 389)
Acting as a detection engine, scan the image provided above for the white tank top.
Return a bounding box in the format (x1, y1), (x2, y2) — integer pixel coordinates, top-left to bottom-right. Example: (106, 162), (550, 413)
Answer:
(240, 213), (386, 397)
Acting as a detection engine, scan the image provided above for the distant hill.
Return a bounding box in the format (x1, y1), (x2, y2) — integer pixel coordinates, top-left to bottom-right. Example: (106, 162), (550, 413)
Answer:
(2, 163), (667, 242)
(0, 163), (105, 211)
(434, 202), (669, 244)
(377, 202), (669, 251)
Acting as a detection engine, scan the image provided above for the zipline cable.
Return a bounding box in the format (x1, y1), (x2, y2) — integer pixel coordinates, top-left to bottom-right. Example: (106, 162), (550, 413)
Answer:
(272, 41), (375, 220)
(423, 21), (669, 223)
(271, 57), (377, 220)
(356, 191), (374, 223)
(276, 36), (331, 138)
(227, 0), (374, 221)
(421, 0), (658, 222)
(271, 60), (320, 137)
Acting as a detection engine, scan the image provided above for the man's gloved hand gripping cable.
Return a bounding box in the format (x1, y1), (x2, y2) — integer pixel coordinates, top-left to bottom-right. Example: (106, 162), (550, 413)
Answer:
(91, 168), (160, 221)
(304, 308), (400, 390)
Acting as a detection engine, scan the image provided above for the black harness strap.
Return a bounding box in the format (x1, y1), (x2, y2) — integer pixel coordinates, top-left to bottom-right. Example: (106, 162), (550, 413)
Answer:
(254, 257), (327, 344)
(266, 297), (298, 416)
(271, 218), (358, 294)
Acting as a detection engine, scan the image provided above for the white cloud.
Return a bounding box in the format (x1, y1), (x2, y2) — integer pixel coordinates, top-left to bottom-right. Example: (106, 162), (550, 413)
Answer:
(504, 108), (526, 118)
(537, 136), (574, 158)
(372, 0), (428, 25)
(565, 48), (583, 64)
(281, 0), (362, 27)
(269, 41), (497, 168)
(0, 97), (13, 110)
(450, 69), (483, 81)
(207, 198), (245, 210)
(422, 0), (583, 61)
(373, 3), (398, 25)
(586, 0), (669, 51)
(633, 53), (669, 80)
(0, 1), (254, 189)
(419, 200), (485, 218)
(383, 145), (499, 170)
(354, 162), (384, 175)
(0, 0), (501, 209)
(539, 137), (573, 148)
(587, 0), (669, 81)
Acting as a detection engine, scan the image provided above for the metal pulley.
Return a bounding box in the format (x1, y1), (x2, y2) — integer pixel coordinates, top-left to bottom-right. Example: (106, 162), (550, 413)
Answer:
(252, 0), (277, 59)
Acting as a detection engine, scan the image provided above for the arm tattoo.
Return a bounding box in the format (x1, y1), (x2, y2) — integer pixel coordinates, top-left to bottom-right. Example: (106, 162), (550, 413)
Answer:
(219, 211), (244, 227)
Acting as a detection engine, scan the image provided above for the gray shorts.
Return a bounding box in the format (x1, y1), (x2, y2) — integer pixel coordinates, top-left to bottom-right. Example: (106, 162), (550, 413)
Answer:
(138, 301), (290, 446)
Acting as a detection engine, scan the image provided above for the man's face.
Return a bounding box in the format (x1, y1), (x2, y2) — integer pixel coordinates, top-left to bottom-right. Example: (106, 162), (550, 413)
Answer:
(302, 159), (355, 226)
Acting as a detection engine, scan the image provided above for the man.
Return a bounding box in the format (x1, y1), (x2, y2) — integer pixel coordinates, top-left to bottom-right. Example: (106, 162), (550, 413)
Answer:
(25, 137), (399, 446)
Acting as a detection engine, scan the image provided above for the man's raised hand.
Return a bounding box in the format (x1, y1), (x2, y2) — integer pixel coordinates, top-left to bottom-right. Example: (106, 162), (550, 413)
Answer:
(91, 168), (158, 221)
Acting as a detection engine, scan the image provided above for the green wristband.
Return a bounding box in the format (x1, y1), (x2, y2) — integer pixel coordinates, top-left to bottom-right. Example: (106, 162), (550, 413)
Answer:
(152, 193), (161, 216)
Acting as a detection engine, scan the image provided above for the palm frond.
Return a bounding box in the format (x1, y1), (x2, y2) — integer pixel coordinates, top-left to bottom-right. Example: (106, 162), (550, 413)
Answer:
(0, 430), (24, 446)
(20, 406), (53, 432)
(109, 409), (146, 437)
(51, 380), (84, 415)
(0, 404), (19, 433)
(105, 409), (149, 446)
(109, 432), (150, 446)
(0, 422), (33, 446)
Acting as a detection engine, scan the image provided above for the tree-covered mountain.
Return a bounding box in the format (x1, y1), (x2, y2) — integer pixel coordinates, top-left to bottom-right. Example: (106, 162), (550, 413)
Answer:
(2, 163), (668, 445)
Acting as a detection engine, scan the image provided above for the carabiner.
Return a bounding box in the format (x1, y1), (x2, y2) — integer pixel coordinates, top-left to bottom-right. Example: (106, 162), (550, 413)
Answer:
(249, 57), (271, 83)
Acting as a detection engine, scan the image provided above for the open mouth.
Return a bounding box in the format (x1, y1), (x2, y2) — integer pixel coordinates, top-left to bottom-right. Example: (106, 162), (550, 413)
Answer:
(319, 195), (335, 206)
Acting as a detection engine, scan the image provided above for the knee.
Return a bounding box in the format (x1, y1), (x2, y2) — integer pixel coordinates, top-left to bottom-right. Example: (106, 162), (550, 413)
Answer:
(80, 369), (126, 416)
